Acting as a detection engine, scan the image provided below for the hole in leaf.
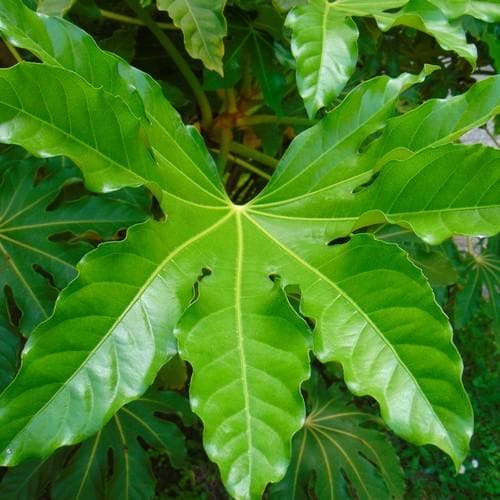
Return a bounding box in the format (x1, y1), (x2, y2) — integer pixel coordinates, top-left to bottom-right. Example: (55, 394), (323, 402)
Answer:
(358, 451), (380, 472)
(190, 267), (213, 304)
(33, 264), (57, 289)
(46, 180), (88, 211)
(351, 171), (380, 194)
(151, 195), (165, 221)
(340, 467), (357, 497)
(268, 272), (279, 283)
(3, 285), (22, 327)
(328, 236), (351, 246)
(358, 129), (383, 153)
(284, 283), (316, 329)
(34, 165), (50, 187)
(107, 447), (114, 478)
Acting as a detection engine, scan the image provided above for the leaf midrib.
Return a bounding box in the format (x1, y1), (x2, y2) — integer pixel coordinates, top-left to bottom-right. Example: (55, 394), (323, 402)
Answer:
(235, 210), (253, 480)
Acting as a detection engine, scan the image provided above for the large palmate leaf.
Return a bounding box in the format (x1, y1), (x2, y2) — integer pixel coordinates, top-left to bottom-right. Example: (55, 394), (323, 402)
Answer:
(0, 156), (148, 335)
(270, 381), (404, 499)
(156, 0), (227, 74)
(0, 389), (191, 499)
(0, 3), (499, 497)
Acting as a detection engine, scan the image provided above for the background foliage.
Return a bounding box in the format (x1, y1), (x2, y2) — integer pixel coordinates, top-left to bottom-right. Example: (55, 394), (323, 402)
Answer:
(0, 0), (498, 498)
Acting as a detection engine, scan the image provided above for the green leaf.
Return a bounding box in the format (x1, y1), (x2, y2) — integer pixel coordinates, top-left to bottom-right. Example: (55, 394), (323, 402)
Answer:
(0, 326), (20, 392)
(156, 0), (227, 74)
(455, 241), (499, 329)
(428, 0), (500, 22)
(286, 0), (359, 118)
(324, 0), (410, 16)
(271, 381), (404, 499)
(176, 278), (311, 499)
(36, 0), (76, 16)
(0, 156), (148, 335)
(253, 76), (500, 245)
(255, 67), (437, 204)
(375, 0), (477, 67)
(0, 0), (223, 201)
(52, 389), (190, 500)
(248, 29), (286, 114)
(0, 453), (69, 500)
(0, 5), (497, 496)
(0, 200), (218, 466)
(351, 144), (500, 244)
(374, 226), (459, 287)
(0, 389), (191, 499)
(0, 63), (162, 194)
(361, 74), (500, 170)
(99, 27), (138, 63)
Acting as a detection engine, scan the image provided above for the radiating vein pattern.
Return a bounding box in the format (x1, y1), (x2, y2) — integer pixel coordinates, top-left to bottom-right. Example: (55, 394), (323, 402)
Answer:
(271, 384), (404, 499)
(0, 157), (147, 334)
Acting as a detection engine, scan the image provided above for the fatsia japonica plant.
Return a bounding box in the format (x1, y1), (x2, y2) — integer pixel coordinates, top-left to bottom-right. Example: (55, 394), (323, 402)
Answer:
(0, 0), (499, 498)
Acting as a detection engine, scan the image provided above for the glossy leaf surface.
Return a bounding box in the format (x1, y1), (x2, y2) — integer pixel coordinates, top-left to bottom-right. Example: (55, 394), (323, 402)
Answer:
(156, 0), (227, 74)
(0, 3), (498, 497)
(286, 0), (358, 118)
(0, 0), (223, 202)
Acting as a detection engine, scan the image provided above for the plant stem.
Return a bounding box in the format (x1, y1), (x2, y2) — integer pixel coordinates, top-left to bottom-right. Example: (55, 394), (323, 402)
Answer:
(211, 149), (271, 180)
(216, 127), (233, 174)
(228, 142), (278, 169)
(237, 114), (315, 127)
(100, 9), (175, 30)
(485, 126), (499, 147)
(124, 0), (213, 129)
(2, 37), (22, 63)
(225, 89), (238, 114)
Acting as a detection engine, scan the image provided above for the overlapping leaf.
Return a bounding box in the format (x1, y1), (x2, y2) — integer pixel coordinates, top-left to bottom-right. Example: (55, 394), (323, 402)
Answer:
(0, 326), (19, 392)
(286, 0), (358, 118)
(0, 389), (191, 499)
(0, 0), (223, 202)
(428, 0), (500, 22)
(375, 0), (477, 67)
(455, 236), (499, 331)
(157, 0), (227, 74)
(0, 157), (148, 335)
(37, 0), (75, 16)
(0, 3), (498, 498)
(286, 0), (482, 114)
(271, 382), (404, 499)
